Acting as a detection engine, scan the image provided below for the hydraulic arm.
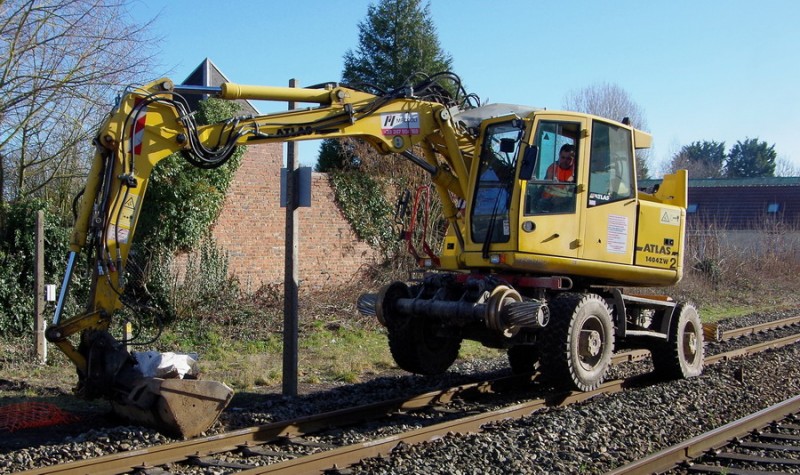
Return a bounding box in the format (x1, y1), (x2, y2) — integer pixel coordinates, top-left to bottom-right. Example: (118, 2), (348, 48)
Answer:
(48, 74), (478, 437)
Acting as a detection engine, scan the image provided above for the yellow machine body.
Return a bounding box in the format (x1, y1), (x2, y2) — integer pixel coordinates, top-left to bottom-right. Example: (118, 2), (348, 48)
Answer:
(49, 75), (691, 435)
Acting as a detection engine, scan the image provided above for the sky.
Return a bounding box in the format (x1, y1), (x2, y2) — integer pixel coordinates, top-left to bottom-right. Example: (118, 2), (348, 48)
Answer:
(129, 0), (800, 174)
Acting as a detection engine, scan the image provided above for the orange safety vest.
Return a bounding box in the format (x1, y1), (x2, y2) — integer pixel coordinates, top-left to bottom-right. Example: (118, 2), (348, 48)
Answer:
(542, 164), (575, 198)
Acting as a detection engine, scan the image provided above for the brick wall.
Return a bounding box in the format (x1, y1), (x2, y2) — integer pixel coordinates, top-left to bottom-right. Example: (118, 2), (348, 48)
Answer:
(208, 144), (377, 291)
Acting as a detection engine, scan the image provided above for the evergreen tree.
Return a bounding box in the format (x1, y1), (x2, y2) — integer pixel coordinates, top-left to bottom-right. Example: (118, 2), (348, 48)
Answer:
(341, 0), (453, 92)
(725, 138), (777, 178)
(669, 140), (726, 178)
(318, 0), (455, 173)
(317, 0), (458, 261)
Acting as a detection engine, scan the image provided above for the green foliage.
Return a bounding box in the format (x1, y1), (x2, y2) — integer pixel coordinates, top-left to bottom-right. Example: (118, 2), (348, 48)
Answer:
(669, 138), (783, 179)
(177, 235), (238, 319)
(316, 138), (358, 172)
(0, 199), (87, 336)
(342, 0), (453, 91)
(323, 0), (456, 174)
(121, 98), (246, 331)
(320, 0), (456, 258)
(136, 99), (245, 252)
(687, 140), (727, 170)
(329, 171), (395, 253)
(726, 138), (777, 178)
(141, 234), (240, 325)
(670, 140), (727, 178)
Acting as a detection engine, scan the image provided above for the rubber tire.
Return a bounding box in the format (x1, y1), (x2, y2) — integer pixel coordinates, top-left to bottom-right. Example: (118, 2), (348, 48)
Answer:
(387, 316), (461, 375)
(651, 303), (704, 379)
(540, 293), (615, 391)
(507, 345), (539, 374)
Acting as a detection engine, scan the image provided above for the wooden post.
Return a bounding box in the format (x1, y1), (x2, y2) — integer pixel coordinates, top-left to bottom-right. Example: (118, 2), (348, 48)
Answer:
(34, 210), (47, 363)
(283, 78), (300, 397)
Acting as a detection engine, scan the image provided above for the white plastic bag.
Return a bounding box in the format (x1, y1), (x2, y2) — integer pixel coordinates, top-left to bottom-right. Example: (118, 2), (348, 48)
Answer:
(133, 351), (200, 379)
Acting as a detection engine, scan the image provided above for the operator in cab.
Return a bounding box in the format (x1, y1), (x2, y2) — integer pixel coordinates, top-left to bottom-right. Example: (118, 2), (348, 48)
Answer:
(540, 144), (576, 212)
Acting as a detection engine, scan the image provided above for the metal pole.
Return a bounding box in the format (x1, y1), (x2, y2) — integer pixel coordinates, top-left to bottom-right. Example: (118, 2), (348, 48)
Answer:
(282, 78), (300, 396)
(53, 251), (76, 325)
(34, 210), (46, 363)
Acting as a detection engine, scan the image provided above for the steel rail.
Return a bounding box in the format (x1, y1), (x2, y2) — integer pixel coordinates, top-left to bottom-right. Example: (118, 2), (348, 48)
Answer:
(16, 378), (502, 475)
(17, 351), (646, 475)
(703, 314), (800, 342)
(605, 394), (800, 475)
(721, 314), (800, 340)
(18, 327), (800, 475)
(245, 381), (628, 475)
(706, 332), (800, 364)
(243, 332), (800, 475)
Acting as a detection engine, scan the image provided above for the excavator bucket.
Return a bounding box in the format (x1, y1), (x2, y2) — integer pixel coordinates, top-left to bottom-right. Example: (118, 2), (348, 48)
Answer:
(112, 377), (233, 439)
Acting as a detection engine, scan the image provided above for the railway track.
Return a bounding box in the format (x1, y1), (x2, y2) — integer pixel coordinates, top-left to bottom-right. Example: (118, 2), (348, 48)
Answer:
(16, 315), (800, 475)
(705, 314), (800, 342)
(607, 394), (800, 474)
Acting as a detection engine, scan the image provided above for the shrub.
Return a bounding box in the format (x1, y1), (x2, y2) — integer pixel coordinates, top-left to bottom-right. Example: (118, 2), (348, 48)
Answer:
(675, 218), (800, 307)
(329, 170), (396, 254)
(0, 199), (87, 336)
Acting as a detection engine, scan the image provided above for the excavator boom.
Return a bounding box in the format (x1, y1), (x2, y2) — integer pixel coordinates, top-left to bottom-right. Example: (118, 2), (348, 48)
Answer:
(48, 74), (474, 437)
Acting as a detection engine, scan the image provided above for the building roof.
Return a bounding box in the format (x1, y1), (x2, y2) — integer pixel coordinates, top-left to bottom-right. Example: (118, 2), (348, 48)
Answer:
(639, 176), (800, 229)
(640, 176), (800, 189)
(181, 58), (259, 116)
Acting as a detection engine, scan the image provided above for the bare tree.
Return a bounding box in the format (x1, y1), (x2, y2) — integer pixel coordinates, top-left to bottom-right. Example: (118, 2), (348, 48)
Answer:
(775, 156), (800, 177)
(563, 82), (651, 179)
(0, 0), (155, 204)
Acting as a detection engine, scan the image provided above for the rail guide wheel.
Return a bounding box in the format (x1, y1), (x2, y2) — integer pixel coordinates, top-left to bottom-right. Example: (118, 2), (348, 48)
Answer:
(541, 293), (615, 391)
(507, 345), (539, 374)
(651, 303), (704, 379)
(379, 282), (462, 375)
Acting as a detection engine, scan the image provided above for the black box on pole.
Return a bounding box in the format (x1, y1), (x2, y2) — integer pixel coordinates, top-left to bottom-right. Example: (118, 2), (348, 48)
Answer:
(280, 167), (312, 208)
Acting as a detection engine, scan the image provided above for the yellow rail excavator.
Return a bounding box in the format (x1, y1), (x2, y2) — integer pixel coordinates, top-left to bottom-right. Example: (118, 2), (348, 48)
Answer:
(49, 73), (703, 438)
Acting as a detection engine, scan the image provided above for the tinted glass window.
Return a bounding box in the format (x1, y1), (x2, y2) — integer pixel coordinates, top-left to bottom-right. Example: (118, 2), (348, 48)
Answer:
(588, 121), (634, 206)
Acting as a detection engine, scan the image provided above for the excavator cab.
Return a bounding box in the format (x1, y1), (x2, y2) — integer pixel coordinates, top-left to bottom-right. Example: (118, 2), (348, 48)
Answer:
(381, 106), (698, 392)
(456, 110), (678, 286)
(521, 115), (640, 267)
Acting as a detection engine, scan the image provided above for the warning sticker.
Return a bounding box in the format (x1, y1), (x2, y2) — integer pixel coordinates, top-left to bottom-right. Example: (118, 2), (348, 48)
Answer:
(106, 192), (139, 244)
(660, 208), (681, 226)
(381, 112), (420, 135)
(106, 224), (130, 244)
(607, 214), (628, 254)
(120, 194), (139, 226)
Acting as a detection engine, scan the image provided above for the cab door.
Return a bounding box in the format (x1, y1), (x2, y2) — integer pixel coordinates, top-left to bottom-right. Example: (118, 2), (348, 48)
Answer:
(518, 115), (587, 260)
(580, 120), (637, 264)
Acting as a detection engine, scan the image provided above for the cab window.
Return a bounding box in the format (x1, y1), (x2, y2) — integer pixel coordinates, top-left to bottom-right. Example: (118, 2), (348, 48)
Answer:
(524, 121), (580, 215)
(470, 121), (523, 243)
(587, 121), (634, 207)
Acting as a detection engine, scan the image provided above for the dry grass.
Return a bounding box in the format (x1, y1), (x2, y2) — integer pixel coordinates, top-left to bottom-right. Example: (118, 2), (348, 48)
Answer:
(667, 221), (800, 320)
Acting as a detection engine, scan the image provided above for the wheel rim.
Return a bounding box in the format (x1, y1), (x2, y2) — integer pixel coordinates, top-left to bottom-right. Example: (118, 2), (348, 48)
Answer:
(681, 319), (700, 365)
(578, 315), (607, 371)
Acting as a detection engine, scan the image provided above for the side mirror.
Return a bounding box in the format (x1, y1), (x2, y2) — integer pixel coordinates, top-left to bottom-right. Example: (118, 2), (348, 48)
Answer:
(518, 145), (537, 181)
(499, 138), (516, 153)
